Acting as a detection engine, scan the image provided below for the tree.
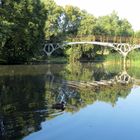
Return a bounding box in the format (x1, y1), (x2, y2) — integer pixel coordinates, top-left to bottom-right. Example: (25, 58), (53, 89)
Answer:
(94, 11), (134, 36)
(78, 10), (96, 35)
(135, 30), (140, 37)
(0, 0), (46, 63)
(42, 0), (65, 42)
(117, 18), (133, 36)
(64, 5), (82, 35)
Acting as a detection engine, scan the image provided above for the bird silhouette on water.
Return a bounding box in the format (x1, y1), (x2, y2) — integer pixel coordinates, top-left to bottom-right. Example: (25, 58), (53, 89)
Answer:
(52, 101), (66, 111)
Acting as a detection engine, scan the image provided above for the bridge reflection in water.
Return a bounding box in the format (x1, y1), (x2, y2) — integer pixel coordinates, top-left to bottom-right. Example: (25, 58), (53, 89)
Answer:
(44, 62), (140, 106)
(0, 62), (140, 139)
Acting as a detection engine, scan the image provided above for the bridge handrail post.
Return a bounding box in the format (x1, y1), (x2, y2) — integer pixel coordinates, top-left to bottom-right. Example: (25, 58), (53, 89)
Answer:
(101, 35), (103, 42)
(119, 36), (122, 43)
(106, 36), (109, 42)
(93, 35), (95, 41)
(102, 35), (105, 42)
(113, 36), (116, 43)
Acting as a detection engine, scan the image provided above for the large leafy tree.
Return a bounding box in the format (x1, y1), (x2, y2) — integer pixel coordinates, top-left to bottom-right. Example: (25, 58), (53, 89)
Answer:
(0, 0), (46, 63)
(116, 18), (133, 36)
(78, 10), (96, 35)
(94, 11), (133, 36)
(64, 5), (82, 35)
(135, 30), (140, 37)
(42, 0), (64, 42)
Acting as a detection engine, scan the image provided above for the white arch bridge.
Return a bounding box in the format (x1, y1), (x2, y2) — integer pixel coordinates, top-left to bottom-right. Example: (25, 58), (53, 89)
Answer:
(44, 41), (140, 57)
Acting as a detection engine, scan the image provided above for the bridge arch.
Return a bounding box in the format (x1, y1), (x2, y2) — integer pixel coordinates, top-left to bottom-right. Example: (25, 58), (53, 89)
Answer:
(44, 41), (140, 57)
(124, 45), (140, 56)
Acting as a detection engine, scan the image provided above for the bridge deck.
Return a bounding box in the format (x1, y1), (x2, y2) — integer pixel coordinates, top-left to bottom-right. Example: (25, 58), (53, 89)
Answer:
(44, 35), (140, 56)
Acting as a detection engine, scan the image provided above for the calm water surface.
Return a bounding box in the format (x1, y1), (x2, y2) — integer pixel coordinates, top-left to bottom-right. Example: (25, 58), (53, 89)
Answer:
(0, 62), (140, 140)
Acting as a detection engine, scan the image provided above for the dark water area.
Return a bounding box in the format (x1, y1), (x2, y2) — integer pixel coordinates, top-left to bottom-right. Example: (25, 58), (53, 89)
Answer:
(0, 62), (140, 140)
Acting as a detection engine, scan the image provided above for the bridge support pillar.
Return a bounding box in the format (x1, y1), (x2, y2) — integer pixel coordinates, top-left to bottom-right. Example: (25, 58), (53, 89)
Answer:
(122, 56), (126, 71)
(121, 53), (128, 71)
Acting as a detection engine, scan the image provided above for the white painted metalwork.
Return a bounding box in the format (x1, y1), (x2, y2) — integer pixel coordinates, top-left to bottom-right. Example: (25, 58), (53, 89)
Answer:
(44, 41), (140, 57)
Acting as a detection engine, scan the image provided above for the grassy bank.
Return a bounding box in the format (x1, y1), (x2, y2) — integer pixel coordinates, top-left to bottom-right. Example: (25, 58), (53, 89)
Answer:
(104, 53), (122, 62)
(127, 50), (140, 61)
(45, 56), (68, 64)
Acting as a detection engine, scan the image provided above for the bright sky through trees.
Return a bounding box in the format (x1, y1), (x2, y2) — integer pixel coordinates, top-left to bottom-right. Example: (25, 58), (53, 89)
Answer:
(54, 0), (140, 31)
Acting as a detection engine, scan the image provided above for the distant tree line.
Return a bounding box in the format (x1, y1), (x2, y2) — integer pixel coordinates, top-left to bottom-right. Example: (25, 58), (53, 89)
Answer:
(0, 0), (139, 63)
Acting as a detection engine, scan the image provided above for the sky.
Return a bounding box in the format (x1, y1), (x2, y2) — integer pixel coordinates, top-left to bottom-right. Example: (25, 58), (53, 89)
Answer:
(54, 0), (140, 31)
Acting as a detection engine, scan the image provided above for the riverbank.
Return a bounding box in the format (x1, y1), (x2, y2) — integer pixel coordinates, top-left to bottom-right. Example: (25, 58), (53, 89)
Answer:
(0, 50), (140, 65)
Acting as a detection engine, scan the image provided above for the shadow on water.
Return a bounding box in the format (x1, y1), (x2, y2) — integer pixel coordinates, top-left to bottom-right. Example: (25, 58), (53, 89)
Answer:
(0, 62), (140, 139)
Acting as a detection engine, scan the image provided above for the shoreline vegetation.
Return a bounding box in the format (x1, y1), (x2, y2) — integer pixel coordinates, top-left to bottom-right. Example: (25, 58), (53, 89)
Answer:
(0, 49), (140, 65)
(0, 51), (140, 65)
(1, 0), (140, 64)
(32, 51), (140, 64)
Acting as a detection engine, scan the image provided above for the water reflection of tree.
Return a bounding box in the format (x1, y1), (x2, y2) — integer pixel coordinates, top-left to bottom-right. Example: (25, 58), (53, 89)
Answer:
(61, 62), (121, 81)
(45, 82), (133, 113)
(44, 62), (133, 112)
(0, 62), (135, 139)
(0, 75), (47, 140)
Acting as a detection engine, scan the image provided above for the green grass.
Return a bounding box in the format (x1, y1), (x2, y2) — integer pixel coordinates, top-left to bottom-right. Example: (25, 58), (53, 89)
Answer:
(127, 50), (140, 61)
(104, 53), (122, 62)
(46, 56), (68, 64)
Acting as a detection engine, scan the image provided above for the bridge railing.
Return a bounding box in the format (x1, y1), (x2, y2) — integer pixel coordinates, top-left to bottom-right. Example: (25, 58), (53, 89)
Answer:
(66, 35), (140, 44)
